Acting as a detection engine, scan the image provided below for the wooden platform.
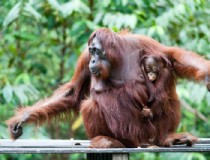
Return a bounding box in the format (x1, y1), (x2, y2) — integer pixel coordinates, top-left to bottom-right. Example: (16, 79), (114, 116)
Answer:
(1, 138), (210, 160)
(1, 138), (210, 153)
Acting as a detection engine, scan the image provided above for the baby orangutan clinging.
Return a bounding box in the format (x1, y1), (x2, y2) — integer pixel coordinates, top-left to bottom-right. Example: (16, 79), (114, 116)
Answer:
(142, 56), (163, 82)
(139, 53), (173, 129)
(140, 54), (172, 104)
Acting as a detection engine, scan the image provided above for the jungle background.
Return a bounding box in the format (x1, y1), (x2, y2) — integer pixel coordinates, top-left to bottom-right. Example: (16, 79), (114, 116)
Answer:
(1, 0), (210, 159)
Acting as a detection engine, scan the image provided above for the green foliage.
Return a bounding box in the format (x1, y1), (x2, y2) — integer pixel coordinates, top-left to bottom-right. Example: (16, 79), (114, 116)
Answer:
(160, 153), (206, 160)
(3, 1), (41, 28)
(0, 0), (210, 159)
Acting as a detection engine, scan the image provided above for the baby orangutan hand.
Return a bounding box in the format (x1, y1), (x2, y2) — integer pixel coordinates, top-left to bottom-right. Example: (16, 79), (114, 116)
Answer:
(141, 107), (153, 119)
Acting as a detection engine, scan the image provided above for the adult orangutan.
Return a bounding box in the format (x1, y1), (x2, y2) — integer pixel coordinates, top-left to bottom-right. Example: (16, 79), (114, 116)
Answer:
(6, 28), (210, 148)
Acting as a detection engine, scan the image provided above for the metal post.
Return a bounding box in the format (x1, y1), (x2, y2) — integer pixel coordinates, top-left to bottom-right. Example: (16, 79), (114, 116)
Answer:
(87, 153), (129, 160)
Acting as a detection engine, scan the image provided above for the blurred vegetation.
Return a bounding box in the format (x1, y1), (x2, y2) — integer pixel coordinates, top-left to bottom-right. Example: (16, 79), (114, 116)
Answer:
(0, 0), (210, 159)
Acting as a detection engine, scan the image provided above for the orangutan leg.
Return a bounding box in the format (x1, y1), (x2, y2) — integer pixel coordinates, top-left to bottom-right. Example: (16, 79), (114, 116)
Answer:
(90, 136), (126, 148)
(163, 132), (198, 147)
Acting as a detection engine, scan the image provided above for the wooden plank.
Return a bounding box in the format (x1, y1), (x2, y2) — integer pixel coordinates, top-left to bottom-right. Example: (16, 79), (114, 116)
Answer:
(1, 139), (210, 154)
(0, 138), (208, 147)
(0, 139), (90, 148)
(197, 138), (210, 144)
(1, 145), (210, 154)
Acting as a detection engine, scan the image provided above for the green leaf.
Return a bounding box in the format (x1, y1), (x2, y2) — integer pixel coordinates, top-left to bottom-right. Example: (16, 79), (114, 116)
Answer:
(14, 73), (31, 84)
(103, 13), (137, 29)
(47, 0), (61, 11)
(12, 84), (38, 104)
(24, 84), (39, 101)
(102, 0), (111, 7)
(2, 83), (13, 103)
(13, 85), (29, 104)
(47, 0), (90, 18)
(121, 0), (129, 6)
(13, 32), (37, 41)
(3, 2), (21, 28)
(197, 39), (208, 54)
(24, 2), (42, 21)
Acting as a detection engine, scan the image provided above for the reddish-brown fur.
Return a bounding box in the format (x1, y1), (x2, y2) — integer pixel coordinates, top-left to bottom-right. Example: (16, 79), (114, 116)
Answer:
(140, 52), (173, 103)
(139, 53), (177, 145)
(6, 28), (210, 147)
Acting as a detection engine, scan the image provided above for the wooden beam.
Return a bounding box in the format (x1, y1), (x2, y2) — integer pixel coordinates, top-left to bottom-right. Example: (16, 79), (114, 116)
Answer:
(1, 139), (210, 154)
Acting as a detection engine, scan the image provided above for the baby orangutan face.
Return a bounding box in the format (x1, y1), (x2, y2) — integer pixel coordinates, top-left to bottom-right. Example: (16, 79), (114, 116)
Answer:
(143, 57), (161, 82)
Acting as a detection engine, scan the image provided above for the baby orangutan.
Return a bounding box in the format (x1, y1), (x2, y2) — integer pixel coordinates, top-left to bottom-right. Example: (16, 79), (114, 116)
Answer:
(139, 55), (161, 120)
(142, 56), (163, 82)
(140, 54), (172, 119)
(141, 53), (172, 101)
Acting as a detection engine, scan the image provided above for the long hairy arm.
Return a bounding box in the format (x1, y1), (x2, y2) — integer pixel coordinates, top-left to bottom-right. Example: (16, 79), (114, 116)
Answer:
(165, 47), (210, 91)
(138, 35), (210, 88)
(6, 49), (91, 139)
(165, 47), (210, 80)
